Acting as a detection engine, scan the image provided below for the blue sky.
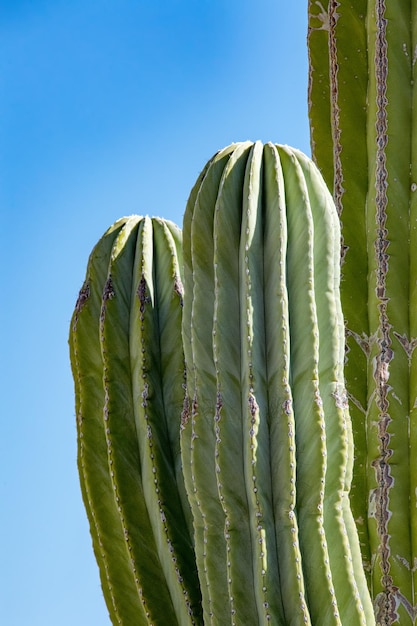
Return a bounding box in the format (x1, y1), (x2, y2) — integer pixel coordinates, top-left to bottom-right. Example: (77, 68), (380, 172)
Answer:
(1, 2), (309, 623)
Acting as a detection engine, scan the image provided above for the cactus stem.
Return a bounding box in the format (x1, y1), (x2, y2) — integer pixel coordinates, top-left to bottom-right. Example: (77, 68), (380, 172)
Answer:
(181, 141), (374, 624)
(70, 216), (202, 625)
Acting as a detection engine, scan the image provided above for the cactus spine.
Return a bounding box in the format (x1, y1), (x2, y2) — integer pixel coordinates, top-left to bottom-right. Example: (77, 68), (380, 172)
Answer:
(181, 141), (374, 625)
(69, 216), (202, 625)
(308, 1), (417, 622)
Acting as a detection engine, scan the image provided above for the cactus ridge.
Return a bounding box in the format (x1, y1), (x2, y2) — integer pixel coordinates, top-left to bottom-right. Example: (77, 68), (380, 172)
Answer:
(308, 1), (417, 622)
(70, 219), (138, 625)
(181, 144), (238, 623)
(69, 215), (202, 625)
(181, 141), (374, 625)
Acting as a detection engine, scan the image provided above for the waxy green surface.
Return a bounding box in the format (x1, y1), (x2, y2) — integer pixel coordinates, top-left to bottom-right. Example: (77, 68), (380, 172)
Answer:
(181, 141), (374, 625)
(69, 216), (202, 625)
(308, 1), (417, 622)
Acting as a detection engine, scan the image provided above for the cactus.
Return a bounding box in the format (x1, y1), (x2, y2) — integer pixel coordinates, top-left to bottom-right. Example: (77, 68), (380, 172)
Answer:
(180, 140), (374, 625)
(68, 3), (417, 624)
(69, 143), (376, 624)
(308, 1), (417, 622)
(69, 215), (202, 625)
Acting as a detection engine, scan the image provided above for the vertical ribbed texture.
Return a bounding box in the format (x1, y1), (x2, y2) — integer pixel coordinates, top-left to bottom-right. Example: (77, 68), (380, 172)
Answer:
(69, 216), (202, 625)
(308, 2), (416, 623)
(181, 141), (374, 625)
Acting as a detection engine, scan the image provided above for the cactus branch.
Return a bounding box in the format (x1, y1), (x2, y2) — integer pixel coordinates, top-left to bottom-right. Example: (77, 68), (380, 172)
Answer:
(308, 1), (417, 622)
(181, 141), (374, 625)
(69, 216), (202, 625)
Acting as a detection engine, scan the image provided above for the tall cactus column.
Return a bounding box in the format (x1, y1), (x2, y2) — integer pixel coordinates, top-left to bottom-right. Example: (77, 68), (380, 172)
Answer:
(308, 1), (417, 622)
(69, 216), (202, 625)
(180, 141), (374, 625)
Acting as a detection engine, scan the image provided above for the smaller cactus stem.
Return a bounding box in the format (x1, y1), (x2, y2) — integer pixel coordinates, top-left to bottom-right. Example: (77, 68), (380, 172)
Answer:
(70, 216), (202, 626)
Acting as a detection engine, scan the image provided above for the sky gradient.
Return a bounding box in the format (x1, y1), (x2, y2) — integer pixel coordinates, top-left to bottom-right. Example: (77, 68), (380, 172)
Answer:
(1, 2), (309, 623)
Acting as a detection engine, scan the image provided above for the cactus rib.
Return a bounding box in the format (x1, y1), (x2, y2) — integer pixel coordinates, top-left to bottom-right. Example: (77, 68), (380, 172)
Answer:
(181, 144), (238, 624)
(70, 219), (141, 625)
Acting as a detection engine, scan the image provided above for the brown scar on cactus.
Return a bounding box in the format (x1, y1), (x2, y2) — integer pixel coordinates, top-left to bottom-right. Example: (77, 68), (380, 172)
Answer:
(74, 282), (90, 321)
(180, 394), (190, 430)
(137, 275), (150, 309)
(393, 332), (417, 362)
(174, 275), (184, 305)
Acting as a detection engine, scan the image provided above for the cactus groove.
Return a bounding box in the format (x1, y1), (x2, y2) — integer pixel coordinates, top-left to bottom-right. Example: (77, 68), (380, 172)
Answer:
(181, 141), (374, 625)
(69, 215), (202, 625)
(308, 1), (417, 623)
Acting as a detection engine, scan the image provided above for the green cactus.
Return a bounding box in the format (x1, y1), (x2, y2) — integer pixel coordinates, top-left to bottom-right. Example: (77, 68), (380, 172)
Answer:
(69, 143), (377, 625)
(308, 1), (417, 622)
(68, 3), (417, 624)
(180, 140), (374, 625)
(69, 215), (202, 625)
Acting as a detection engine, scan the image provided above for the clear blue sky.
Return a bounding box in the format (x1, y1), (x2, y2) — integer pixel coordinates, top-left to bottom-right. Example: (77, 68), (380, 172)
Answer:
(0, 2), (309, 624)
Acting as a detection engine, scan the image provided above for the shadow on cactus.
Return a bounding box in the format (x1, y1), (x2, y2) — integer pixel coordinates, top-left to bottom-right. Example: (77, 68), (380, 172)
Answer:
(69, 142), (375, 624)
